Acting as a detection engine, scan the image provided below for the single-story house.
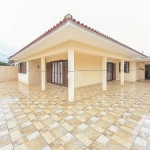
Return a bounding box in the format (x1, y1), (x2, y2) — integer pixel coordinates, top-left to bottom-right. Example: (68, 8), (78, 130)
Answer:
(9, 14), (150, 102)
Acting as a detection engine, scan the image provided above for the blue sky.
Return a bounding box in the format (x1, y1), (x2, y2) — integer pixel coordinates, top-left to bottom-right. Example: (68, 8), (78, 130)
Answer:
(0, 0), (150, 62)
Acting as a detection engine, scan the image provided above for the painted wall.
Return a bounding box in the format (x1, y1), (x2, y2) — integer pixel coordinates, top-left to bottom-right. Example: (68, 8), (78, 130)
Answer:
(17, 40), (144, 86)
(46, 53), (102, 88)
(74, 53), (102, 87)
(107, 58), (139, 82)
(116, 61), (140, 82)
(136, 63), (139, 81)
(18, 61), (29, 84)
(139, 63), (145, 80)
(0, 66), (18, 82)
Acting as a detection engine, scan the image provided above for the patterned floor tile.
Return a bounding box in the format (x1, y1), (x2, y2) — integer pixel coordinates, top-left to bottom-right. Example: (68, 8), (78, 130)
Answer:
(1, 81), (150, 149)
(89, 134), (127, 150)
(50, 133), (87, 150)
(104, 125), (136, 149)
(71, 123), (101, 146)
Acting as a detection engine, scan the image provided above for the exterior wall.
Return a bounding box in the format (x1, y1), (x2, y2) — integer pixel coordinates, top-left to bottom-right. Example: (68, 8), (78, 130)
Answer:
(0, 66), (18, 82)
(28, 59), (41, 85)
(17, 40), (144, 86)
(46, 53), (102, 88)
(116, 61), (139, 82)
(139, 63), (145, 80)
(75, 53), (102, 87)
(18, 61), (29, 84)
(136, 63), (139, 81)
(107, 58), (139, 82)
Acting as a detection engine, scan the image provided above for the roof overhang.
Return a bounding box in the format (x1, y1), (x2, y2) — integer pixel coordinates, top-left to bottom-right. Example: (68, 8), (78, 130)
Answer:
(10, 20), (146, 61)
(134, 57), (150, 64)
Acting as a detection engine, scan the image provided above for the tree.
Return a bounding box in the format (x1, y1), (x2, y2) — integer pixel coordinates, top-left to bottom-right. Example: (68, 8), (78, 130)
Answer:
(0, 62), (10, 66)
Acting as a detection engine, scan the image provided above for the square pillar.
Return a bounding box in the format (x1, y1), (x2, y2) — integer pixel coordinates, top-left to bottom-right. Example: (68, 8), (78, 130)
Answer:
(68, 49), (74, 102)
(102, 56), (107, 91)
(41, 57), (46, 90)
(121, 59), (124, 85)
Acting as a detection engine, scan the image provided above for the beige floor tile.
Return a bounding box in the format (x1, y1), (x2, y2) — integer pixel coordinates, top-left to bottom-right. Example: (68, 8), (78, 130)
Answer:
(1, 81), (150, 149)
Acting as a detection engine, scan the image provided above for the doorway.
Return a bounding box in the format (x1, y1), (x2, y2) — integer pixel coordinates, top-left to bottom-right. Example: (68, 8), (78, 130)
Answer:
(107, 62), (116, 81)
(46, 60), (68, 87)
(145, 65), (150, 79)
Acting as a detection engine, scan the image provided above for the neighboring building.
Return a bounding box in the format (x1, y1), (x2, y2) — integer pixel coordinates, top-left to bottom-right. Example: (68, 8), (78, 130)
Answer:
(8, 60), (18, 66)
(9, 14), (150, 101)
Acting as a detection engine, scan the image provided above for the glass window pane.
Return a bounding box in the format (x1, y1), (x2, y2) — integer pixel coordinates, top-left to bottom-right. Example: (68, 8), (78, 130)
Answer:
(52, 63), (54, 73)
(52, 73), (54, 82)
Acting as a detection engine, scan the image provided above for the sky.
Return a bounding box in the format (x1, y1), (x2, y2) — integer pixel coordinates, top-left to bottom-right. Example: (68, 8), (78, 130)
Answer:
(0, 0), (150, 62)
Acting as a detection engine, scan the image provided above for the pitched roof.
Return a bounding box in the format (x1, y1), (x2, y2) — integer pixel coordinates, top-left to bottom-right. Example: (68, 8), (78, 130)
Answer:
(9, 14), (147, 59)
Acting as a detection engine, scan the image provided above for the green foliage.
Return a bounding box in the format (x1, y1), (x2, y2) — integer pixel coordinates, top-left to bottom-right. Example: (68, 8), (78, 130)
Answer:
(0, 62), (10, 66)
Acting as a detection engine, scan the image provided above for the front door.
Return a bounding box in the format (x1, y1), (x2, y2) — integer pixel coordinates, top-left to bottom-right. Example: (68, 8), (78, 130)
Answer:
(107, 62), (116, 81)
(46, 60), (68, 87)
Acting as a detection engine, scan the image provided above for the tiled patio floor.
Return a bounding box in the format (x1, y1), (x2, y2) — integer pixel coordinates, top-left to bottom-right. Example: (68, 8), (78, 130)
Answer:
(0, 81), (150, 150)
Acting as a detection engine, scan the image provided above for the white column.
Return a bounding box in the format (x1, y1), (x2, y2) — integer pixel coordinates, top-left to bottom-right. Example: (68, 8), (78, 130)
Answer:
(102, 56), (107, 91)
(41, 57), (46, 90)
(121, 59), (124, 85)
(68, 49), (74, 102)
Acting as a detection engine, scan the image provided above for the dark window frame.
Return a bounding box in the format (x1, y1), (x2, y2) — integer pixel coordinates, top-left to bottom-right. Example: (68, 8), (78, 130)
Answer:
(18, 62), (26, 74)
(119, 62), (130, 73)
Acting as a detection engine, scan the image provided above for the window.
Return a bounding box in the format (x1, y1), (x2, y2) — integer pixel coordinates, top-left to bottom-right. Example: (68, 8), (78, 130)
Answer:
(119, 62), (129, 73)
(18, 62), (26, 74)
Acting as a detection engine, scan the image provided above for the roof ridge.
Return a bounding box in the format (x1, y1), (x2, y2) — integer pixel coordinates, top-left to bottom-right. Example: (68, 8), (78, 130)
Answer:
(9, 14), (147, 59)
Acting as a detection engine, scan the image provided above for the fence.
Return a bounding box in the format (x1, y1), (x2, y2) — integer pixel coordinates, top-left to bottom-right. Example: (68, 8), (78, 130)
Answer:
(0, 66), (18, 81)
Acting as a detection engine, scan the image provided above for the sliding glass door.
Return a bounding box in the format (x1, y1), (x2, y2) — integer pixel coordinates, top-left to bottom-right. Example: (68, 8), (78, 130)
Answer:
(52, 61), (63, 85)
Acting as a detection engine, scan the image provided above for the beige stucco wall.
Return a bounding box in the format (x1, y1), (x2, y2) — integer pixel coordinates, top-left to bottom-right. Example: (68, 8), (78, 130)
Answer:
(74, 53), (102, 87)
(0, 66), (18, 82)
(107, 58), (140, 82)
(18, 61), (29, 84)
(17, 40), (145, 86)
(46, 53), (102, 88)
(139, 63), (145, 80)
(116, 61), (140, 82)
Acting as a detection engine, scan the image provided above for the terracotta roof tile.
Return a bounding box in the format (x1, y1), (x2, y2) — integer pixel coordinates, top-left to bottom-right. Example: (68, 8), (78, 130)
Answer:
(9, 14), (146, 59)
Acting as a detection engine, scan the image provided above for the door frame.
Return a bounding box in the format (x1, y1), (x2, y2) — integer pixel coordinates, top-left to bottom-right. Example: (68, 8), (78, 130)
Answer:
(47, 59), (68, 87)
(107, 62), (116, 81)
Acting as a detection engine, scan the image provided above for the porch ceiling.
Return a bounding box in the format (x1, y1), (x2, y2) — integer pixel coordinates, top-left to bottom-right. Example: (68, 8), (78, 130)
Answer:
(11, 22), (143, 61)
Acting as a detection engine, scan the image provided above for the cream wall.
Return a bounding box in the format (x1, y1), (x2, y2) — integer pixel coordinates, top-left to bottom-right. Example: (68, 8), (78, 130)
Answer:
(107, 58), (140, 82)
(18, 61), (29, 84)
(17, 40), (144, 86)
(139, 63), (145, 80)
(74, 53), (102, 87)
(136, 63), (139, 81)
(116, 61), (139, 82)
(46, 53), (103, 88)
